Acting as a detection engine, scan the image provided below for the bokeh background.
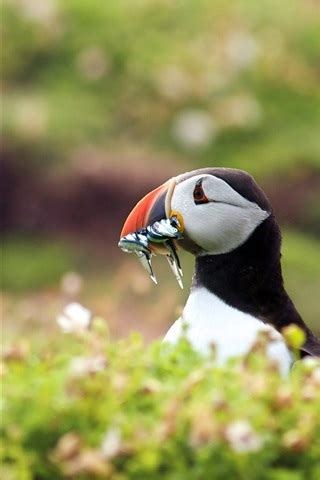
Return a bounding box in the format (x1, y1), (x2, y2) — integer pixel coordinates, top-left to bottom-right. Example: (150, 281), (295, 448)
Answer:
(2, 0), (320, 343)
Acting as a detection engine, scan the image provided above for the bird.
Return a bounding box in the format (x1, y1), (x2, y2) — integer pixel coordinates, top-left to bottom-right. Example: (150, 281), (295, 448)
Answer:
(119, 168), (320, 375)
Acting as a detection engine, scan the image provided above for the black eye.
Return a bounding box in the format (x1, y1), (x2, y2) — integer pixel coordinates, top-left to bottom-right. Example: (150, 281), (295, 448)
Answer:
(193, 180), (209, 205)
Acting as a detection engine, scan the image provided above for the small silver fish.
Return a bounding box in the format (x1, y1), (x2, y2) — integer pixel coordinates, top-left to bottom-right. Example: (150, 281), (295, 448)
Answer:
(118, 232), (150, 254)
(146, 217), (183, 243)
(118, 217), (184, 288)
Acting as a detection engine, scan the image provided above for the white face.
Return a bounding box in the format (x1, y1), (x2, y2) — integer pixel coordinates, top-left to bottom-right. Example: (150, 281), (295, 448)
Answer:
(170, 174), (270, 255)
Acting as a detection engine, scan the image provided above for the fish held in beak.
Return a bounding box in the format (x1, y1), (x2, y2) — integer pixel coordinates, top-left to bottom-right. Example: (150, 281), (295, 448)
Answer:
(118, 179), (184, 288)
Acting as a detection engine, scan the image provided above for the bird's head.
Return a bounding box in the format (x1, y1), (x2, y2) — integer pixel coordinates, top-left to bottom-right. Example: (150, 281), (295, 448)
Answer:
(119, 168), (272, 283)
(119, 168), (320, 359)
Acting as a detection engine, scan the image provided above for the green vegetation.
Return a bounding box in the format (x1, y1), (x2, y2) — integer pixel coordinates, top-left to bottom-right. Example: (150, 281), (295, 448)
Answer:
(2, 320), (320, 479)
(3, 230), (319, 335)
(1, 237), (77, 291)
(2, 3), (320, 477)
(282, 231), (320, 279)
(280, 231), (320, 333)
(3, 0), (320, 178)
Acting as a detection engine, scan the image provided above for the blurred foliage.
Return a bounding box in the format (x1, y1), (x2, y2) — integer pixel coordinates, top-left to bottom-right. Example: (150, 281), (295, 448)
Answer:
(2, 0), (320, 176)
(1, 236), (77, 291)
(2, 229), (319, 336)
(281, 230), (320, 279)
(2, 323), (320, 479)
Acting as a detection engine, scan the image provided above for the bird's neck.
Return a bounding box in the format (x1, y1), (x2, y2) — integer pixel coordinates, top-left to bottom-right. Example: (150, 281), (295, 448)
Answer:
(192, 216), (314, 345)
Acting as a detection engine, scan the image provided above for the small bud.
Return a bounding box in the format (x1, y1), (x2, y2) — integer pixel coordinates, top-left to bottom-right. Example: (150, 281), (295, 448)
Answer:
(274, 386), (293, 409)
(282, 430), (309, 452)
(282, 325), (306, 350)
(54, 432), (82, 461)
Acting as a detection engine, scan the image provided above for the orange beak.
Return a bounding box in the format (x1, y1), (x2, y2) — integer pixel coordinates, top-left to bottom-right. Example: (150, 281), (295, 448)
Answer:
(120, 178), (176, 239)
(119, 177), (184, 287)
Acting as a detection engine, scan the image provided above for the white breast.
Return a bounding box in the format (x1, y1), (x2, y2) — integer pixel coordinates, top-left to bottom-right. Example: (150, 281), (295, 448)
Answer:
(163, 287), (292, 375)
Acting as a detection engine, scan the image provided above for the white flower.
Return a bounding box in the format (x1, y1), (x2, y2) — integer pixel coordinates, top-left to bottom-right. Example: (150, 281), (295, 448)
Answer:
(172, 109), (216, 149)
(69, 355), (106, 377)
(225, 32), (259, 71)
(225, 420), (263, 453)
(100, 427), (122, 459)
(57, 303), (92, 333)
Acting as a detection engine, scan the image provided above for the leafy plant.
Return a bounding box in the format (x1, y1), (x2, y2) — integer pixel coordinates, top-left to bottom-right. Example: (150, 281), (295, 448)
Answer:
(2, 317), (320, 479)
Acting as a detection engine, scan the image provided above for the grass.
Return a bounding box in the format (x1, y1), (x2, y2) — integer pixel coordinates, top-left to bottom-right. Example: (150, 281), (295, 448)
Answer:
(1, 236), (77, 292)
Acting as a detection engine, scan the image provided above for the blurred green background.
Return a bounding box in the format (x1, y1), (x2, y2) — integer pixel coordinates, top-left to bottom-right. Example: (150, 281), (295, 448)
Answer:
(2, 0), (320, 340)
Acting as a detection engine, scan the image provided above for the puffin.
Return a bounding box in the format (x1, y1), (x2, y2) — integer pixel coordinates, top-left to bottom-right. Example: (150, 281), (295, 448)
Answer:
(119, 168), (320, 374)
